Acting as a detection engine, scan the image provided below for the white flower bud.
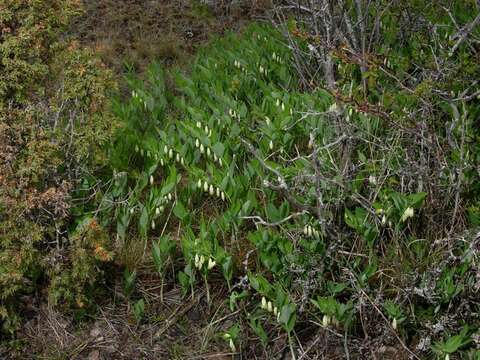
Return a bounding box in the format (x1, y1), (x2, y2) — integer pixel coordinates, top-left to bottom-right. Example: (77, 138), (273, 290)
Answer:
(269, 140), (273, 150)
(267, 301), (273, 313)
(176, 153), (180, 162)
(328, 103), (338, 112)
(164, 145), (168, 154)
(149, 175), (154, 185)
(204, 125), (209, 134)
(281, 102), (285, 111)
(207, 147), (211, 157)
(308, 137), (314, 149)
(265, 116), (271, 126)
(155, 207), (160, 216)
(135, 144), (139, 153)
(130, 208), (135, 214)
(207, 258), (216, 270)
(181, 157), (185, 166)
(159, 206), (164, 212)
(200, 143), (205, 154)
(199, 255), (205, 267)
(273, 306), (278, 316)
(219, 158), (223, 167)
(160, 159), (164, 166)
(194, 254), (200, 268)
(303, 226), (308, 235)
(197, 179), (202, 189)
(216, 187), (220, 197)
(290, 108), (293, 115)
(196, 121), (201, 128)
(195, 138), (200, 148)
(276, 99), (280, 107)
(392, 318), (397, 330)
(209, 184), (214, 196)
(307, 226), (313, 237)
(229, 338), (236, 352)
(213, 153), (218, 162)
(167, 193), (172, 201)
(203, 181), (208, 192)
(221, 192), (225, 201)
(151, 220), (155, 230)
(401, 207), (414, 222)
(322, 314), (330, 327)
(261, 297), (267, 309)
(168, 148), (173, 159)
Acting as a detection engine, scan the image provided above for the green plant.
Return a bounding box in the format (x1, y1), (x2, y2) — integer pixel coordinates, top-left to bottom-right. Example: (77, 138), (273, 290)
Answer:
(132, 298), (145, 323)
(90, 6), (480, 356)
(152, 235), (176, 302)
(123, 269), (137, 298)
(432, 327), (472, 358)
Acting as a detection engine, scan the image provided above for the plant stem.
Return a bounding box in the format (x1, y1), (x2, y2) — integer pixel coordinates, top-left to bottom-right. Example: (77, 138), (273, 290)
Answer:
(204, 275), (210, 304)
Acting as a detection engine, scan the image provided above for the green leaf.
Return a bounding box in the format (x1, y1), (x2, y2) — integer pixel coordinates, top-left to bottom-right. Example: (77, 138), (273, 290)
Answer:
(249, 317), (268, 346)
(212, 142), (225, 157)
(138, 205), (149, 237)
(123, 269), (136, 297)
(133, 298), (145, 322)
(173, 201), (188, 220)
(279, 303), (296, 334)
(152, 242), (163, 274)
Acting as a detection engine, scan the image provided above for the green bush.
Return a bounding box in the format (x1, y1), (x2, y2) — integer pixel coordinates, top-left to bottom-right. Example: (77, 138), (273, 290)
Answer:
(0, 0), (116, 334)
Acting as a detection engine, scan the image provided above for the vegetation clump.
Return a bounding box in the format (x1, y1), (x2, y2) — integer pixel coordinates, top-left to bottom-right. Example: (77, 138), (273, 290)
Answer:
(1, 0), (116, 334)
(1, 0), (480, 359)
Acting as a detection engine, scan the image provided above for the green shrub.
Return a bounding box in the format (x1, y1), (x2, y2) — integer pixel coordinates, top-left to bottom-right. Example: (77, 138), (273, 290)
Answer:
(0, 0), (116, 334)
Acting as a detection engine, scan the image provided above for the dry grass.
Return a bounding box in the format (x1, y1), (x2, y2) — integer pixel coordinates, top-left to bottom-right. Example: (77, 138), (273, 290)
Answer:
(72, 0), (269, 76)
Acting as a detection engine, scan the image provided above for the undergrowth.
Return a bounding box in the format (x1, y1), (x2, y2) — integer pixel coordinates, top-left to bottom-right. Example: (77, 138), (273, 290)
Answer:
(89, 14), (479, 359)
(1, 1), (480, 359)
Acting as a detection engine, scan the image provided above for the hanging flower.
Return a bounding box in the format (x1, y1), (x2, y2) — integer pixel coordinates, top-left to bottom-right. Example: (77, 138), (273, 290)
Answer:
(207, 258), (216, 270)
(401, 207), (414, 222)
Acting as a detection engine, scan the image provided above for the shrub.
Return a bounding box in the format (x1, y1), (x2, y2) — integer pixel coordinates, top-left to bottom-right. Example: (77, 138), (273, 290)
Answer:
(0, 0), (116, 334)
